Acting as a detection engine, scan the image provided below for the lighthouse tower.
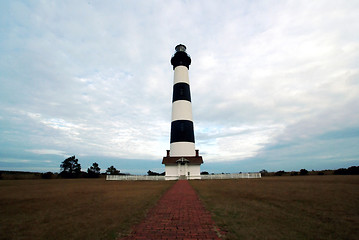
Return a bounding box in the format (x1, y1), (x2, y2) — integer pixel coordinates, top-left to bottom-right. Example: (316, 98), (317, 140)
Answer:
(162, 44), (203, 180)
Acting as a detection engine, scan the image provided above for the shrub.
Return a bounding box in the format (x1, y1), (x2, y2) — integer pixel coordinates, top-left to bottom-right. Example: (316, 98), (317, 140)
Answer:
(41, 172), (53, 179)
(334, 168), (348, 175)
(334, 166), (359, 175)
(348, 166), (359, 175)
(147, 170), (164, 176)
(300, 169), (308, 175)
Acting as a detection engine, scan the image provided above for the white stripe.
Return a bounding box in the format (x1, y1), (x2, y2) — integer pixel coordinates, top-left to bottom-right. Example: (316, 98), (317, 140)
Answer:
(170, 142), (195, 156)
(171, 100), (193, 121)
(174, 66), (190, 84)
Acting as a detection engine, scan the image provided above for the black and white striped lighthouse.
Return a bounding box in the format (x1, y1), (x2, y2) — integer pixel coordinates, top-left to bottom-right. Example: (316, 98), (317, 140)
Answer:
(162, 44), (203, 180)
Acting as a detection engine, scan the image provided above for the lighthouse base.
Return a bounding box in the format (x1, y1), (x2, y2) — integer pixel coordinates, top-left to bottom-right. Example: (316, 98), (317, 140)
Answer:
(162, 151), (203, 180)
(164, 164), (201, 180)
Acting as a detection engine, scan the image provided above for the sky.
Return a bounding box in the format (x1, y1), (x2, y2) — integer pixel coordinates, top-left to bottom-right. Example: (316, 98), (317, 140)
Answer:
(0, 0), (358, 174)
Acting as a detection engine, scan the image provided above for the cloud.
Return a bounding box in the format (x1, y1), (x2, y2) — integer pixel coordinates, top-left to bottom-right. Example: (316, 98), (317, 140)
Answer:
(26, 149), (68, 157)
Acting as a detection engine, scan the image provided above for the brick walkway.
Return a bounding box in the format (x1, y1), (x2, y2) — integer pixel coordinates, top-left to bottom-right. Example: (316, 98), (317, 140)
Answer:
(120, 180), (222, 240)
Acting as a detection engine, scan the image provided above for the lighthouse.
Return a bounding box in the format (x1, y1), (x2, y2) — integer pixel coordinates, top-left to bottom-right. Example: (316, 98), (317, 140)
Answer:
(162, 44), (203, 180)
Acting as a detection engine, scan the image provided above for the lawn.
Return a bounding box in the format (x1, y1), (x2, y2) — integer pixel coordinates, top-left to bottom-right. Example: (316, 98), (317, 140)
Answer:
(190, 175), (359, 240)
(1, 176), (358, 240)
(0, 178), (173, 240)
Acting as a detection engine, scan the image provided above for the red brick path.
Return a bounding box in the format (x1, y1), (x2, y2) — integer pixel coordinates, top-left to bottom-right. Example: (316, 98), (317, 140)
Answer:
(120, 180), (222, 240)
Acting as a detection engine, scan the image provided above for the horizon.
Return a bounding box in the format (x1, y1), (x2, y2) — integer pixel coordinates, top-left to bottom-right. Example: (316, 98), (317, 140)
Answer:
(1, 157), (357, 175)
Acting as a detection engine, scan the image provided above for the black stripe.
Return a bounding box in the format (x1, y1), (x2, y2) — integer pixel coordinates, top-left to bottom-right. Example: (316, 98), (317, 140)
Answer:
(170, 120), (195, 143)
(172, 82), (191, 102)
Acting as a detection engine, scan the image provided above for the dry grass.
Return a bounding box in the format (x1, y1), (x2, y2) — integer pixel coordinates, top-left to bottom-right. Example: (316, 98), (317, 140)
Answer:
(191, 175), (359, 240)
(0, 178), (173, 240)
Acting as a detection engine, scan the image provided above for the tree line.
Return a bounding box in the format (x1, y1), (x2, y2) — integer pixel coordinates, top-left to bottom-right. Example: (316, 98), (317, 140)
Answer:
(259, 166), (359, 176)
(37, 156), (164, 179)
(58, 155), (123, 178)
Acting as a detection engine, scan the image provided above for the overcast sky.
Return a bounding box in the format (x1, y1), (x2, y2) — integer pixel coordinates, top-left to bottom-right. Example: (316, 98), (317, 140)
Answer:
(1, 0), (358, 174)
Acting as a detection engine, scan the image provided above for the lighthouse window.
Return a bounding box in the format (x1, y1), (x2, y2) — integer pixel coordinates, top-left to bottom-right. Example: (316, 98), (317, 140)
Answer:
(180, 87), (184, 96)
(180, 123), (185, 132)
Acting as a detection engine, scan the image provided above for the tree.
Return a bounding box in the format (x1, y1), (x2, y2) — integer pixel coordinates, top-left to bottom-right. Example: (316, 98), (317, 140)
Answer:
(87, 162), (101, 178)
(334, 166), (359, 175)
(60, 156), (81, 178)
(348, 166), (359, 175)
(334, 168), (347, 175)
(275, 170), (285, 176)
(300, 169), (308, 175)
(106, 166), (119, 175)
(147, 170), (164, 176)
(147, 170), (158, 176)
(259, 169), (268, 176)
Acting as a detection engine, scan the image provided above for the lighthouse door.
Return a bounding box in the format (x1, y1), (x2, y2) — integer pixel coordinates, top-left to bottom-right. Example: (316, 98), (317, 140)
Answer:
(179, 163), (186, 176)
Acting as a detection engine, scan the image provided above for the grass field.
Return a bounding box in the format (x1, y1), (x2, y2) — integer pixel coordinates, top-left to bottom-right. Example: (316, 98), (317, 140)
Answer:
(191, 175), (359, 240)
(0, 178), (173, 240)
(1, 176), (358, 240)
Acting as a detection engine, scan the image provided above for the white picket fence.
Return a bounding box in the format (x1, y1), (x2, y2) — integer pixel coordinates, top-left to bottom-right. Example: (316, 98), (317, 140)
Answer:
(106, 175), (165, 181)
(200, 173), (261, 180)
(106, 172), (261, 181)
